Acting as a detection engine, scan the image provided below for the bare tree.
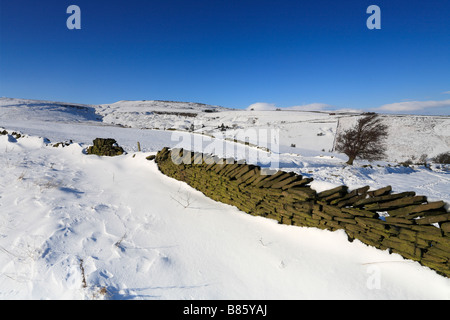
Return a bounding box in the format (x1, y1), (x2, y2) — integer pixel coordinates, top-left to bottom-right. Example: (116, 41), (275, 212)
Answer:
(335, 114), (388, 165)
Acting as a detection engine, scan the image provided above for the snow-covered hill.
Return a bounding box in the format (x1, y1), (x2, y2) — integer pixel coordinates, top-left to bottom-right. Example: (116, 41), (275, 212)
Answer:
(0, 97), (101, 123)
(337, 114), (450, 163)
(94, 99), (340, 154)
(95, 99), (450, 163)
(0, 97), (449, 299)
(3, 97), (449, 163)
(96, 100), (226, 130)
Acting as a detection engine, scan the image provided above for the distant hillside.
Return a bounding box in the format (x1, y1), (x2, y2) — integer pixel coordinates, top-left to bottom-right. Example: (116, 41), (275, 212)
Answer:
(337, 114), (450, 162)
(0, 97), (101, 122)
(1, 97), (449, 163)
(95, 100), (229, 130)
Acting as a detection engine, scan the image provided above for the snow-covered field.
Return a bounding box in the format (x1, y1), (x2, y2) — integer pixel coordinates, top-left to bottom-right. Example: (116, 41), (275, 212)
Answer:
(0, 97), (449, 300)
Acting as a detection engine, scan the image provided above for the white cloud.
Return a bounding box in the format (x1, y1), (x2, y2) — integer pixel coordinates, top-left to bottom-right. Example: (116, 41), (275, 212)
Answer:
(377, 99), (450, 113)
(442, 91), (450, 95)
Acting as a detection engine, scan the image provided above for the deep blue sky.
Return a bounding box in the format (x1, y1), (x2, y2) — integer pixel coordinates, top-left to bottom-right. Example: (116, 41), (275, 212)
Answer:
(1, 0), (449, 114)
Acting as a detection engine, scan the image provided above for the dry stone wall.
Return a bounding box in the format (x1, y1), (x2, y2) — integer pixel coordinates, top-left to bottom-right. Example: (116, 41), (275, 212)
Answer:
(154, 147), (450, 278)
(86, 138), (125, 156)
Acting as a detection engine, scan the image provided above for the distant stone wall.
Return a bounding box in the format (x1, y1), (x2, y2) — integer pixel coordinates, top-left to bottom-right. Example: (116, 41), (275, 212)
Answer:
(154, 147), (450, 278)
(86, 138), (125, 156)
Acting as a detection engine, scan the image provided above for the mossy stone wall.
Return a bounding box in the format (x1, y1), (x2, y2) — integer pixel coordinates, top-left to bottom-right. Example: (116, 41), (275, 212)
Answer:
(87, 138), (125, 156)
(155, 147), (450, 278)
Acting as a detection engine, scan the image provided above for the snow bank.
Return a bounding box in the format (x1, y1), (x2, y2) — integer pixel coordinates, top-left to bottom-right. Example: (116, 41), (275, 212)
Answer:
(0, 133), (448, 300)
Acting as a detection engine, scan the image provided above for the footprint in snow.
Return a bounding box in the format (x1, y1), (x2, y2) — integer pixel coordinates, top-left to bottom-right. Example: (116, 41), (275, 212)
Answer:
(99, 269), (114, 279)
(92, 204), (111, 213)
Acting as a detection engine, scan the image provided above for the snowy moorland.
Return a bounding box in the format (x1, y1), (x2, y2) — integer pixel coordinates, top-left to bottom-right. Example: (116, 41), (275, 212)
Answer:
(0, 97), (449, 300)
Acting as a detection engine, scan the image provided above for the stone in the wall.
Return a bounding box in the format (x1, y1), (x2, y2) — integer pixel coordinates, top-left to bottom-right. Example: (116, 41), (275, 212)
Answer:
(367, 185), (392, 197)
(363, 196), (427, 211)
(388, 201), (446, 218)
